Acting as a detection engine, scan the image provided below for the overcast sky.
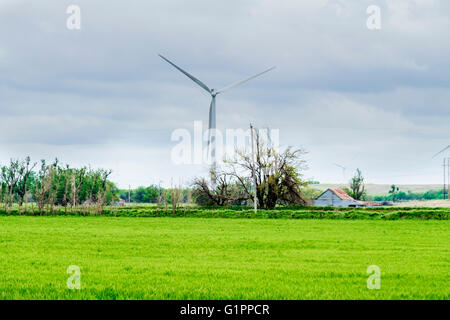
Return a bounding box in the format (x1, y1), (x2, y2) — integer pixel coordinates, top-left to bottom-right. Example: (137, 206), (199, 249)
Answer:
(1, 0), (449, 188)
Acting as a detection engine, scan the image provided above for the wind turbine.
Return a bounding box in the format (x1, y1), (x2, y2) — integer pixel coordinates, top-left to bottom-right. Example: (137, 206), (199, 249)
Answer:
(159, 54), (276, 182)
(334, 163), (347, 182)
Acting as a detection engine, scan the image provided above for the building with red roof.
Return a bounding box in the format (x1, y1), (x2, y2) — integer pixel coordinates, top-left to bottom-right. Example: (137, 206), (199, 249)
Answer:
(314, 188), (380, 207)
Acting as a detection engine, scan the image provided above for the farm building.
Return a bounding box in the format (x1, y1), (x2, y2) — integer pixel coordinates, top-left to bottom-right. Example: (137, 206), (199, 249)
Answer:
(314, 188), (379, 207)
(115, 197), (126, 207)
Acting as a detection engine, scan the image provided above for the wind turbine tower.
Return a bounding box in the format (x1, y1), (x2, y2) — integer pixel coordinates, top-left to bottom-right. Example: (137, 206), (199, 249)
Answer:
(334, 163), (347, 182)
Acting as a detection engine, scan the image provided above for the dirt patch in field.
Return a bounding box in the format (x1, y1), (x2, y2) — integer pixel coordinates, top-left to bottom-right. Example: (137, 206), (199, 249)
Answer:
(393, 200), (450, 207)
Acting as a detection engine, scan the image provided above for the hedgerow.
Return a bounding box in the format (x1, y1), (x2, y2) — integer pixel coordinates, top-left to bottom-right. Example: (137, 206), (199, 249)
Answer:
(0, 205), (448, 220)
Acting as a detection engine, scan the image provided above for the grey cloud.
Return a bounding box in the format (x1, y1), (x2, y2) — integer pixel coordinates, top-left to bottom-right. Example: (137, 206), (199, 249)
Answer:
(0, 0), (449, 186)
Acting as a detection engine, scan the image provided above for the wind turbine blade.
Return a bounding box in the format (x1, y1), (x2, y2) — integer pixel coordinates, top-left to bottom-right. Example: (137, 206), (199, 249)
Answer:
(432, 145), (450, 158)
(217, 66), (276, 94)
(159, 54), (211, 94)
(334, 163), (345, 169)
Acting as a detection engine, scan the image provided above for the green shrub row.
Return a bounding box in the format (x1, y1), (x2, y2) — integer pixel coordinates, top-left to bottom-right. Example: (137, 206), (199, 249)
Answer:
(0, 205), (449, 220)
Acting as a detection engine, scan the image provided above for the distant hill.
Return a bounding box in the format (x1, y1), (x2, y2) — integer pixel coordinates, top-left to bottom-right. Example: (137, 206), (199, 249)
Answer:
(310, 184), (443, 196)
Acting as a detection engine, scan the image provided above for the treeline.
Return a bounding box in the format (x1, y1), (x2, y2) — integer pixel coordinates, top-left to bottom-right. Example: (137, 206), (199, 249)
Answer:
(118, 185), (192, 204)
(370, 189), (446, 202)
(0, 157), (117, 215)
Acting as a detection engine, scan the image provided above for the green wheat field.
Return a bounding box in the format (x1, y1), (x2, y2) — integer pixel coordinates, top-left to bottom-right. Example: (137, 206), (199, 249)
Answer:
(0, 216), (448, 300)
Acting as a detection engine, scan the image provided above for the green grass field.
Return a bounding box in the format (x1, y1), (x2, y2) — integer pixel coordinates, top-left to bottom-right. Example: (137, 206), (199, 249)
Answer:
(0, 216), (448, 300)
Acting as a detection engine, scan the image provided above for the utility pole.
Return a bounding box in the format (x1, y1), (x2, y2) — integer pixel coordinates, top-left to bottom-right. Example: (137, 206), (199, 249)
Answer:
(444, 159), (447, 200)
(159, 181), (162, 204)
(250, 124), (257, 214)
(447, 158), (450, 199)
(128, 185), (131, 203)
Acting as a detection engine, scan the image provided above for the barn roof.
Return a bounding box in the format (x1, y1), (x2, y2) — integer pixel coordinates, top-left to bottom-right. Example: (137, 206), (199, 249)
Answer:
(329, 188), (356, 201)
(315, 188), (382, 207)
(316, 188), (356, 201)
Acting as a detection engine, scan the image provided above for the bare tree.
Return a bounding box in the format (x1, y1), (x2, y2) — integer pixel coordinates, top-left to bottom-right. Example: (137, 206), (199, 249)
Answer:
(193, 128), (310, 209)
(71, 167), (86, 212)
(34, 161), (56, 215)
(62, 166), (72, 215)
(163, 189), (169, 214)
(171, 185), (183, 214)
(192, 174), (248, 206)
